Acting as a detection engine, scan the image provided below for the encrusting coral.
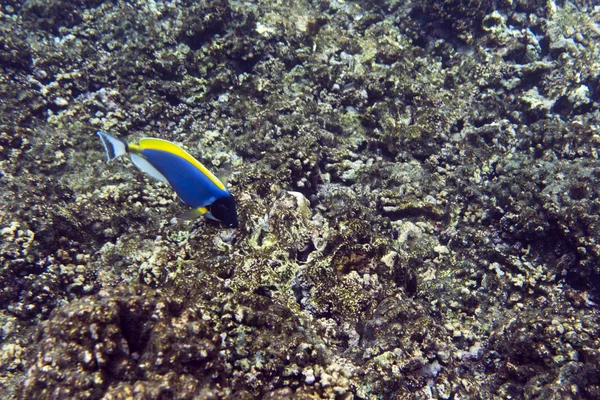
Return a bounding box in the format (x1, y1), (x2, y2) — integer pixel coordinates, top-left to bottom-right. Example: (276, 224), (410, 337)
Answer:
(1, 0), (599, 398)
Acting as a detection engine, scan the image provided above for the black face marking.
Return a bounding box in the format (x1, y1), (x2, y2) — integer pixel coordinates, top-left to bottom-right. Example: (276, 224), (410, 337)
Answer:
(210, 195), (238, 228)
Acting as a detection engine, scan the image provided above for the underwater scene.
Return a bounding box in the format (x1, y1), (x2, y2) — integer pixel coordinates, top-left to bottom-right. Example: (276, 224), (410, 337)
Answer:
(1, 0), (600, 399)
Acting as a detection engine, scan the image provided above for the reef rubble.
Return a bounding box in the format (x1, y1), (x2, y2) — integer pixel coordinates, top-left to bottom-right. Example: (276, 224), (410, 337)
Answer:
(1, 0), (600, 398)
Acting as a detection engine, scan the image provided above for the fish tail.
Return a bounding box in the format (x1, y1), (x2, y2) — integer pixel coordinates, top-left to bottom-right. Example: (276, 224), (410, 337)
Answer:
(96, 130), (128, 162)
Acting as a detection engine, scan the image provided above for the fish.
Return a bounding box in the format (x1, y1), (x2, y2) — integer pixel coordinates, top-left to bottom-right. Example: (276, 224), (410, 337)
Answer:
(96, 130), (238, 228)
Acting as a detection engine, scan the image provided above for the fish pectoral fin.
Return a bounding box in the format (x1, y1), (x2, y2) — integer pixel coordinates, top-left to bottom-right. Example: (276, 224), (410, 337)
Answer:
(194, 207), (209, 216)
(217, 162), (233, 186)
(130, 153), (169, 182)
(178, 207), (209, 223)
(183, 207), (221, 222)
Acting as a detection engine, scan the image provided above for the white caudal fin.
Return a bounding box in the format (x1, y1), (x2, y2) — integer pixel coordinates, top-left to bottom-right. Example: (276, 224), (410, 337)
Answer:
(96, 131), (127, 162)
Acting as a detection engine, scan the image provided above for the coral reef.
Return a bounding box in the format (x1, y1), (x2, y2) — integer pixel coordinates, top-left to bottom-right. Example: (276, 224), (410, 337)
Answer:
(22, 285), (327, 399)
(1, 0), (599, 398)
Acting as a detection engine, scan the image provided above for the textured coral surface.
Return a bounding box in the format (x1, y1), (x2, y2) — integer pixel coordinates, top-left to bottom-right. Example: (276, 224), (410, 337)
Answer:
(1, 0), (600, 399)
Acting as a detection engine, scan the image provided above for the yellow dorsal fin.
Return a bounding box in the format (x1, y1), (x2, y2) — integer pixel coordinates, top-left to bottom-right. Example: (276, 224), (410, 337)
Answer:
(134, 138), (226, 191)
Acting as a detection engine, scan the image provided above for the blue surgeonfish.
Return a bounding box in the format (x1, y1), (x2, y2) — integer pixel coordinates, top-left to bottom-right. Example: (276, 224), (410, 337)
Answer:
(96, 131), (238, 228)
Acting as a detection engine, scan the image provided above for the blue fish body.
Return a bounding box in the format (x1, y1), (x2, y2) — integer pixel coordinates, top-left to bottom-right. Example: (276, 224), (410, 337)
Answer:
(140, 148), (227, 208)
(97, 131), (238, 227)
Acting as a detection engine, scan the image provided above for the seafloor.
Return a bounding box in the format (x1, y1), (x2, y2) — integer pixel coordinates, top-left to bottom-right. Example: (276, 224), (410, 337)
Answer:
(1, 0), (599, 399)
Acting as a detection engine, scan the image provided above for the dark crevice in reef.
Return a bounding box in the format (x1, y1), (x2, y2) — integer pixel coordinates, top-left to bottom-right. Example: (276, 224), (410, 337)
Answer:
(119, 306), (152, 355)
